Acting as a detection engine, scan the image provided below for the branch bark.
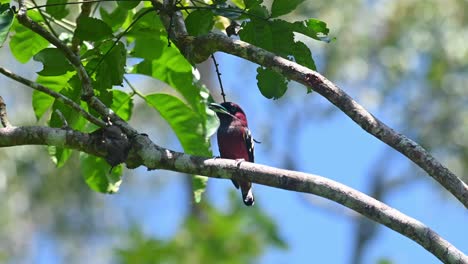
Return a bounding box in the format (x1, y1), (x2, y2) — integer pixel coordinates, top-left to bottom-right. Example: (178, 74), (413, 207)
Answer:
(0, 66), (105, 127)
(0, 126), (466, 263)
(153, 5), (468, 208)
(16, 0), (137, 136)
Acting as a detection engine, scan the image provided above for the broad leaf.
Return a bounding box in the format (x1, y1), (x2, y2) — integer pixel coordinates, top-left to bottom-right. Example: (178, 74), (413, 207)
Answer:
(256, 67), (288, 99)
(33, 48), (74, 76)
(33, 72), (74, 120)
(81, 153), (123, 194)
(0, 4), (14, 47)
(46, 0), (69, 19)
(185, 10), (215, 36)
(145, 93), (215, 202)
(145, 93), (211, 156)
(100, 5), (128, 31)
(270, 0), (305, 18)
(48, 146), (72, 168)
(9, 20), (49, 63)
(75, 17), (113, 42)
(95, 40), (126, 89)
(111, 90), (133, 121)
(117, 0), (140, 10)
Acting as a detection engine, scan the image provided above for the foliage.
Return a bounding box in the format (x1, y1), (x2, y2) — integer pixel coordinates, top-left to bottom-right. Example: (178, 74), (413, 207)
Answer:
(0, 0), (329, 199)
(116, 191), (286, 264)
(0, 0), (323, 261)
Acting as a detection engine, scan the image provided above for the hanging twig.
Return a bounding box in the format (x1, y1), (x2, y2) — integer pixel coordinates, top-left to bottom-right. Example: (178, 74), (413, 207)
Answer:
(211, 54), (226, 102)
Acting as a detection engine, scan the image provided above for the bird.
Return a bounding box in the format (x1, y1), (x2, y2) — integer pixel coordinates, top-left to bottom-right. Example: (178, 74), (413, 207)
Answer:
(209, 102), (255, 206)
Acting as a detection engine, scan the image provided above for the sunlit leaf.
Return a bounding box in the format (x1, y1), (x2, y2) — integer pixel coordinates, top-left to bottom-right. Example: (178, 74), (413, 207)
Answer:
(111, 90), (133, 121)
(9, 20), (49, 63)
(32, 72), (74, 120)
(0, 4), (14, 47)
(80, 153), (123, 194)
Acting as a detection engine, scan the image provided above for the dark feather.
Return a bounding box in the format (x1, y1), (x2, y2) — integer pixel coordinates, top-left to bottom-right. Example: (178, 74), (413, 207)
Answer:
(244, 127), (255, 162)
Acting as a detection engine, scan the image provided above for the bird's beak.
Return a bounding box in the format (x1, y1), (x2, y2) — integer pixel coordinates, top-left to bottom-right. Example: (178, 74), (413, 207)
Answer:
(209, 103), (230, 115)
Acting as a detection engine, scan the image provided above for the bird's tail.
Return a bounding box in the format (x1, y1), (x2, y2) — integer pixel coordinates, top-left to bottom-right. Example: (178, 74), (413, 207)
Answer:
(241, 182), (254, 206)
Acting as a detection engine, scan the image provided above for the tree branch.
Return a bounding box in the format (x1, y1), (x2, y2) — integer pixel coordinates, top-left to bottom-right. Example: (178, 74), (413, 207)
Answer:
(16, 0), (137, 136)
(152, 5), (468, 208)
(0, 96), (13, 128)
(0, 126), (466, 263)
(0, 66), (105, 127)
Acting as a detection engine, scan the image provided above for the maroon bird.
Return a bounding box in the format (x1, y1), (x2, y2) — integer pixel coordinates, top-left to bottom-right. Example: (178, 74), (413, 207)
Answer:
(210, 102), (255, 206)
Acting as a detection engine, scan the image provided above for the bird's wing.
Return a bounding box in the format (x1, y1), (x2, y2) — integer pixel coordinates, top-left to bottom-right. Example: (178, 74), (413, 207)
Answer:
(244, 127), (255, 163)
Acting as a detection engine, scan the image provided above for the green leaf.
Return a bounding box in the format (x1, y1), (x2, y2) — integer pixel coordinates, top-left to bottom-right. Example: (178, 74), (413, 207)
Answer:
(80, 153), (122, 194)
(244, 0), (263, 9)
(132, 36), (200, 109)
(94, 40), (126, 89)
(46, 0), (69, 19)
(100, 5), (128, 31)
(192, 175), (208, 203)
(231, 0), (245, 9)
(9, 20), (49, 63)
(145, 93), (212, 202)
(0, 4), (14, 47)
(0, 0), (10, 5)
(32, 72), (74, 120)
(291, 18), (330, 42)
(33, 48), (74, 76)
(145, 93), (211, 156)
(239, 19), (273, 51)
(185, 10), (215, 36)
(75, 17), (113, 42)
(49, 75), (87, 130)
(117, 0), (140, 10)
(291, 41), (315, 70)
(48, 146), (72, 168)
(271, 0), (305, 18)
(256, 67), (288, 99)
(111, 90), (133, 121)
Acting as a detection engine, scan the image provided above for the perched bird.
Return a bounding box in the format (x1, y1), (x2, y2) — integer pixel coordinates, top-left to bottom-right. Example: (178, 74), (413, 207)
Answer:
(209, 102), (255, 206)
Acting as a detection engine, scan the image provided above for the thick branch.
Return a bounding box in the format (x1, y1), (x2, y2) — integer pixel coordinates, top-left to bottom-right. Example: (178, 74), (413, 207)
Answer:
(154, 7), (468, 208)
(0, 126), (466, 263)
(0, 66), (105, 127)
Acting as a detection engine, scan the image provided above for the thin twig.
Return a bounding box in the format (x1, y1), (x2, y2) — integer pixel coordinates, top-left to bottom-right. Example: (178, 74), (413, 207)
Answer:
(210, 54), (226, 102)
(71, 0), (93, 53)
(123, 76), (145, 99)
(0, 66), (105, 127)
(54, 109), (69, 128)
(27, 0), (152, 9)
(0, 96), (13, 128)
(17, 0), (137, 136)
(90, 8), (154, 76)
(30, 0), (59, 38)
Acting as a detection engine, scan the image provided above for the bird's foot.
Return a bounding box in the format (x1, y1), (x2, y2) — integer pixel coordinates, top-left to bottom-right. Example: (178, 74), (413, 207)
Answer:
(235, 158), (245, 167)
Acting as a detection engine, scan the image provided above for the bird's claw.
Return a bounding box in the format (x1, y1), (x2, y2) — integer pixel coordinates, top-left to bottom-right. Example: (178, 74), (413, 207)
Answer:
(235, 158), (245, 167)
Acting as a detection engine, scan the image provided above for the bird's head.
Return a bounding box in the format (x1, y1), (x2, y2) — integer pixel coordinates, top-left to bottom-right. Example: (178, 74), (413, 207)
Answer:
(209, 102), (248, 126)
